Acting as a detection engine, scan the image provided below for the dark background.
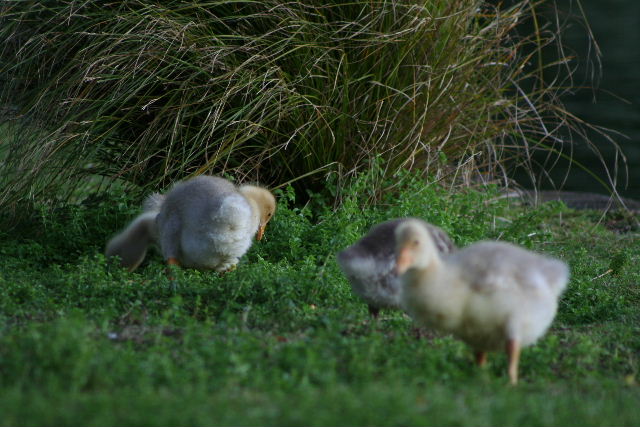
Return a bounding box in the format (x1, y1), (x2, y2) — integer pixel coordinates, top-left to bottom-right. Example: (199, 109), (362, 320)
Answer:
(513, 0), (640, 199)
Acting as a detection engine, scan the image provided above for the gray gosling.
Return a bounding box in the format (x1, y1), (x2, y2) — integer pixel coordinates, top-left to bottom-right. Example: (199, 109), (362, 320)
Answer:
(106, 175), (276, 272)
(337, 218), (455, 318)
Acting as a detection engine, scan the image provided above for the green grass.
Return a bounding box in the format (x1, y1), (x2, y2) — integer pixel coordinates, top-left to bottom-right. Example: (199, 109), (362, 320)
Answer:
(0, 173), (638, 426)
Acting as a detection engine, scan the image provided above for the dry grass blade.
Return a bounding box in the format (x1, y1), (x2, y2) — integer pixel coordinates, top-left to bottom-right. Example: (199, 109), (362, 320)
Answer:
(0, 0), (621, 211)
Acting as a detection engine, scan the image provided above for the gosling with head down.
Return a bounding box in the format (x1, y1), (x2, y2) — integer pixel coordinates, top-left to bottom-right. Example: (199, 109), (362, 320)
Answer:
(395, 219), (568, 385)
(106, 175), (276, 272)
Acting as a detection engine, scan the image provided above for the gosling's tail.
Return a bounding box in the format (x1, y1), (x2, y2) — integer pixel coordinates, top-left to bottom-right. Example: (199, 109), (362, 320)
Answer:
(544, 258), (570, 297)
(105, 195), (163, 271)
(143, 192), (165, 212)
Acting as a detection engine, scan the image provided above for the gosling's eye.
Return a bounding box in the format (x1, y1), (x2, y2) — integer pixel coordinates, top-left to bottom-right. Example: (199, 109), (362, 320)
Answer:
(413, 240), (419, 246)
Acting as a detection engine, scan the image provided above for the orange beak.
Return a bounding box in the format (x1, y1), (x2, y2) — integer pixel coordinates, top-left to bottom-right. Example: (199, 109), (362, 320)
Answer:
(395, 247), (413, 275)
(256, 224), (266, 241)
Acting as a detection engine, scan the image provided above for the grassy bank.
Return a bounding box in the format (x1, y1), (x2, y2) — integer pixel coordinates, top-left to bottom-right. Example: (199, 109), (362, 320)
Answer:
(0, 174), (638, 426)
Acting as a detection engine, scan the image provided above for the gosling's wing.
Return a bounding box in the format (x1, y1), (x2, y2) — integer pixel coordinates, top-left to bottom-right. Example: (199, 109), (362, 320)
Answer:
(452, 241), (568, 296)
(538, 256), (569, 297)
(212, 192), (257, 239)
(158, 175), (254, 247)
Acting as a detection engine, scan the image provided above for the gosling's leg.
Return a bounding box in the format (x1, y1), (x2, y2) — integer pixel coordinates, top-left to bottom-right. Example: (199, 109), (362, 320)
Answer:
(368, 305), (380, 320)
(220, 264), (237, 275)
(165, 257), (180, 287)
(475, 351), (488, 367)
(215, 258), (238, 275)
(506, 339), (521, 385)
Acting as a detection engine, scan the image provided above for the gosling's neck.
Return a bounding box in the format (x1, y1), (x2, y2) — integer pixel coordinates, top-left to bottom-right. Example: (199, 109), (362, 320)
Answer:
(412, 234), (444, 273)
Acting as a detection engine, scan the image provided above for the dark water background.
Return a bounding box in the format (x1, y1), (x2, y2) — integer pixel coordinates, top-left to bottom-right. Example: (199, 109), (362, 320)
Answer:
(513, 0), (640, 199)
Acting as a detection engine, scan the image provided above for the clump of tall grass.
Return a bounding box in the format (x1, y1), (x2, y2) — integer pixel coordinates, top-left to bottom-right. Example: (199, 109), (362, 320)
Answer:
(0, 0), (593, 210)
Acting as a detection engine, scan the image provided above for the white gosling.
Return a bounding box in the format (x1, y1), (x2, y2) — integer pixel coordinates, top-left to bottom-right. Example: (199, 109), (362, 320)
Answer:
(395, 219), (568, 384)
(337, 218), (455, 318)
(106, 175), (276, 272)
